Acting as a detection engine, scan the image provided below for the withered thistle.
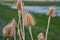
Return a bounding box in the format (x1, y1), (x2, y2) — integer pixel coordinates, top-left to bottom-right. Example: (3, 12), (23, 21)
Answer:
(45, 7), (56, 40)
(24, 13), (35, 40)
(3, 19), (16, 40)
(16, 0), (25, 40)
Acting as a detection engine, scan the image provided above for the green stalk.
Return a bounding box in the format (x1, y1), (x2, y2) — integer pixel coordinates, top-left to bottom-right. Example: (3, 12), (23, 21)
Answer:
(7, 38), (9, 40)
(18, 11), (22, 40)
(22, 11), (25, 40)
(14, 27), (16, 40)
(29, 26), (33, 40)
(21, 0), (25, 40)
(45, 16), (51, 40)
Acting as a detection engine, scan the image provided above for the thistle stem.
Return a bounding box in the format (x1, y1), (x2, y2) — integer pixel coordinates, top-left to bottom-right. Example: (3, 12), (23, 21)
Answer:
(18, 11), (22, 40)
(29, 26), (33, 40)
(17, 0), (25, 40)
(21, 2), (25, 40)
(7, 38), (9, 40)
(22, 11), (25, 40)
(14, 27), (16, 40)
(45, 16), (51, 40)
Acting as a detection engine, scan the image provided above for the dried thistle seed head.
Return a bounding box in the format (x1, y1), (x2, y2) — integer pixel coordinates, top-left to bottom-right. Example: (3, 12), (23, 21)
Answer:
(16, 0), (22, 10)
(47, 7), (56, 17)
(24, 13), (35, 26)
(37, 33), (44, 40)
(3, 19), (16, 37)
(3, 25), (14, 37)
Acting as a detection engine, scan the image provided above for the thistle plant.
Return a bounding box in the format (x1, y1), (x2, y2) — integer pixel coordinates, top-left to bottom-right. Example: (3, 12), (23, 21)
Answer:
(16, 0), (22, 40)
(16, 0), (25, 40)
(24, 13), (35, 40)
(3, 19), (16, 40)
(45, 7), (56, 40)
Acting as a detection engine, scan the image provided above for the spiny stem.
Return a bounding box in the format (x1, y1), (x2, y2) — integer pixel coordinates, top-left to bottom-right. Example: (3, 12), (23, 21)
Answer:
(45, 16), (51, 40)
(29, 26), (33, 40)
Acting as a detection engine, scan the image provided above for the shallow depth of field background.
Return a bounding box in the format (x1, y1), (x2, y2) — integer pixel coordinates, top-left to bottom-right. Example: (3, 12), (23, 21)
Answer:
(0, 0), (60, 40)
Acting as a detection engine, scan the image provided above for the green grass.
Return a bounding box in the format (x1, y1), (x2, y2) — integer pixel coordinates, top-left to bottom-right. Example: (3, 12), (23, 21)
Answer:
(0, 4), (60, 40)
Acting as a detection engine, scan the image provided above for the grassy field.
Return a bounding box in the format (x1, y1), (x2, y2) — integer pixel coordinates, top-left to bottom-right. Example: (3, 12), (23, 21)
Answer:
(0, 4), (60, 40)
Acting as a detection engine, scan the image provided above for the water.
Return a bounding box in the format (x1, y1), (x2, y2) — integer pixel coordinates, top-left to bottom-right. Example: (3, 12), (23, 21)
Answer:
(1, 3), (60, 16)
(10, 6), (60, 16)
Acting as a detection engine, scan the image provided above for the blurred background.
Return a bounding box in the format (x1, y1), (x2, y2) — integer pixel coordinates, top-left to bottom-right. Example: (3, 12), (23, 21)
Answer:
(0, 0), (60, 40)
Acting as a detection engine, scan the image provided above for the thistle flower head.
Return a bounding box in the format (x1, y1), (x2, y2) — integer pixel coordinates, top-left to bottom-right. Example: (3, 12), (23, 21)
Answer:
(16, 0), (22, 10)
(37, 33), (44, 40)
(3, 26), (14, 37)
(16, 0), (24, 14)
(47, 7), (56, 17)
(24, 13), (35, 26)
(3, 19), (16, 37)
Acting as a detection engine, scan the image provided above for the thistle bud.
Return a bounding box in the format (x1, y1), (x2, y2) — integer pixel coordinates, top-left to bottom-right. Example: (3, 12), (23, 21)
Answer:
(47, 7), (56, 17)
